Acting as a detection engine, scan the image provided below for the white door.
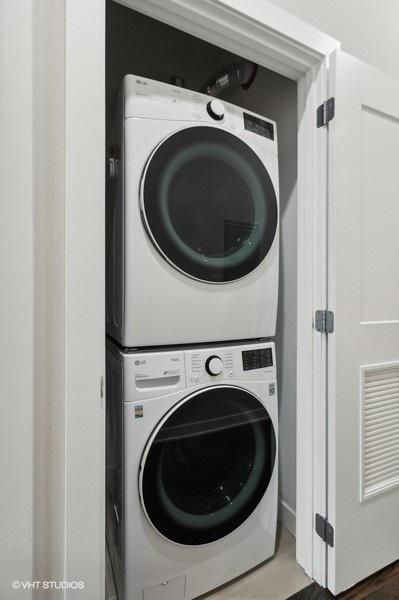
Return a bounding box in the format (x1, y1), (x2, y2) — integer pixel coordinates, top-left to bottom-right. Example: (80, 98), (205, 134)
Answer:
(327, 49), (399, 594)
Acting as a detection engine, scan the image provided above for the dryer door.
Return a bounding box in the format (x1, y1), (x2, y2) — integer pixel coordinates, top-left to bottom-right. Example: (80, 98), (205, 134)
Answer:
(140, 126), (278, 283)
(139, 386), (276, 545)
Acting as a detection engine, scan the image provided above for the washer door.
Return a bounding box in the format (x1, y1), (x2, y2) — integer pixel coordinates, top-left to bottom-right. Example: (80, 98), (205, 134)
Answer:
(140, 386), (276, 546)
(141, 126), (278, 283)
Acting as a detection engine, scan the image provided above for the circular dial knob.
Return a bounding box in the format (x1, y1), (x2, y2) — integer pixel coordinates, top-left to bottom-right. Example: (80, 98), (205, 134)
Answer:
(205, 355), (223, 376)
(206, 99), (225, 121)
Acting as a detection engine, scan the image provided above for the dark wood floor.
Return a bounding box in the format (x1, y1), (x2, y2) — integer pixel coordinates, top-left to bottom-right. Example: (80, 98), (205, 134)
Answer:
(287, 561), (399, 600)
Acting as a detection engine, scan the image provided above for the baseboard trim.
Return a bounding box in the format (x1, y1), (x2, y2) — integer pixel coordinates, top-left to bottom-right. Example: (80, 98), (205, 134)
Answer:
(278, 498), (296, 537)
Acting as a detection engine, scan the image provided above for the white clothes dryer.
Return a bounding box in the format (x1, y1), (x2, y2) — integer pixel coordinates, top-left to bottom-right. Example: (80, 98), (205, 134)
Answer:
(106, 339), (278, 600)
(106, 75), (279, 347)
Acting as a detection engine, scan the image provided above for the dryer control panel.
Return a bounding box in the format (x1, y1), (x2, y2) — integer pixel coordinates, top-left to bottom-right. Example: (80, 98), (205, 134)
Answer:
(123, 74), (278, 156)
(185, 342), (275, 387)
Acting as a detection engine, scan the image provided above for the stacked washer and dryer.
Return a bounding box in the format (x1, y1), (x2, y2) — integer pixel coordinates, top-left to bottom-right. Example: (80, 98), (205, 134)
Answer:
(106, 75), (280, 600)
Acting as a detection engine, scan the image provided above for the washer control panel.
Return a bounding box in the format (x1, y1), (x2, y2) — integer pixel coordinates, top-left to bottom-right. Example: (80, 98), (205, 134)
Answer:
(124, 342), (276, 401)
(185, 342), (275, 387)
(242, 347), (273, 371)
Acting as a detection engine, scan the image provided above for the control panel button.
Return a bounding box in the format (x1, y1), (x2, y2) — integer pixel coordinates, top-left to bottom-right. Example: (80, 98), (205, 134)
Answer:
(205, 355), (223, 376)
(206, 99), (225, 121)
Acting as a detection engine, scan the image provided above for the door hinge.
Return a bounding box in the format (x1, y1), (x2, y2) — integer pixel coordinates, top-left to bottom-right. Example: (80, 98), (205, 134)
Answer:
(317, 97), (335, 127)
(315, 514), (334, 547)
(315, 310), (334, 333)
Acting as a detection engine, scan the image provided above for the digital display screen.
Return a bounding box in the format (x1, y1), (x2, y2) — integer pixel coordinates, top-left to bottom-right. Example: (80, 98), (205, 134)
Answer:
(243, 113), (274, 140)
(242, 348), (273, 371)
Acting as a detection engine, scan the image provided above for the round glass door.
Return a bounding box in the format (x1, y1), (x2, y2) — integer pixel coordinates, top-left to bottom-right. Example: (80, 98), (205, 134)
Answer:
(140, 386), (276, 545)
(141, 126), (278, 283)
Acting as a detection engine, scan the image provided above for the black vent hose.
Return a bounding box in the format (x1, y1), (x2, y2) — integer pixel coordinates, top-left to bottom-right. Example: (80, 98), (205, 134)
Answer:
(200, 61), (258, 97)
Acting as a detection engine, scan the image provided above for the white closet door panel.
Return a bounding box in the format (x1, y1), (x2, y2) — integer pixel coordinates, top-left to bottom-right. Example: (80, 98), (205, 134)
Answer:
(327, 49), (399, 594)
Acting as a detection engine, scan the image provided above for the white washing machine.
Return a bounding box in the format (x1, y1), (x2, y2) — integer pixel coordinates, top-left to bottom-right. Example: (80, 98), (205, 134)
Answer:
(106, 339), (278, 600)
(106, 75), (279, 347)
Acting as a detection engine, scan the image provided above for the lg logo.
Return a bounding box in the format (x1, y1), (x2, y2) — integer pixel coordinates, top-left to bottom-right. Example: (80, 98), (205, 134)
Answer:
(136, 79), (148, 86)
(135, 359), (147, 366)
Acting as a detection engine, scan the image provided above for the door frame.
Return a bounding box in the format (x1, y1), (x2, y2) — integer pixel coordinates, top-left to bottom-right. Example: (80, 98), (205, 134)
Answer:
(113, 0), (339, 586)
(22, 0), (340, 596)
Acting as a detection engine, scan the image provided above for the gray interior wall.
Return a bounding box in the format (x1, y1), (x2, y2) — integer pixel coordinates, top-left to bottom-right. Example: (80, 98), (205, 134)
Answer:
(106, 2), (229, 131)
(107, 1), (298, 518)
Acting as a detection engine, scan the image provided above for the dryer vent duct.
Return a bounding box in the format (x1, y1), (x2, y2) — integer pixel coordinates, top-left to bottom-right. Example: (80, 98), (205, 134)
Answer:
(200, 61), (258, 97)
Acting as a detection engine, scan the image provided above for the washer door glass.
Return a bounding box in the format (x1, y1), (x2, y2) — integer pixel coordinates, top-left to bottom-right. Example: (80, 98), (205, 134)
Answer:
(140, 386), (276, 545)
(141, 126), (278, 282)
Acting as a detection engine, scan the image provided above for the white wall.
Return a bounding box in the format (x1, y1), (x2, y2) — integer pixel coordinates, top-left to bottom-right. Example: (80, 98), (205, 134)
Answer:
(0, 1), (34, 597)
(64, 1), (106, 597)
(1, 3), (105, 598)
(32, 0), (66, 593)
(269, 0), (399, 79)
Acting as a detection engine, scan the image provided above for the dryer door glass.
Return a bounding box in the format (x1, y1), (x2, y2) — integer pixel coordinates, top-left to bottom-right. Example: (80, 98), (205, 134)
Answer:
(141, 126), (278, 282)
(140, 386), (276, 545)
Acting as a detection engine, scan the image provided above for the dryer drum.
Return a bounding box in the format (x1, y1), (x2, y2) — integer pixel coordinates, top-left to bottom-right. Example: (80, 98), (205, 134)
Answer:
(141, 126), (278, 283)
(140, 386), (276, 545)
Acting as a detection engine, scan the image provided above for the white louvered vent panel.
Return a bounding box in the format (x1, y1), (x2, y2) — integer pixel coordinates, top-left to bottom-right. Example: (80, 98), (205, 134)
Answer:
(361, 363), (399, 501)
